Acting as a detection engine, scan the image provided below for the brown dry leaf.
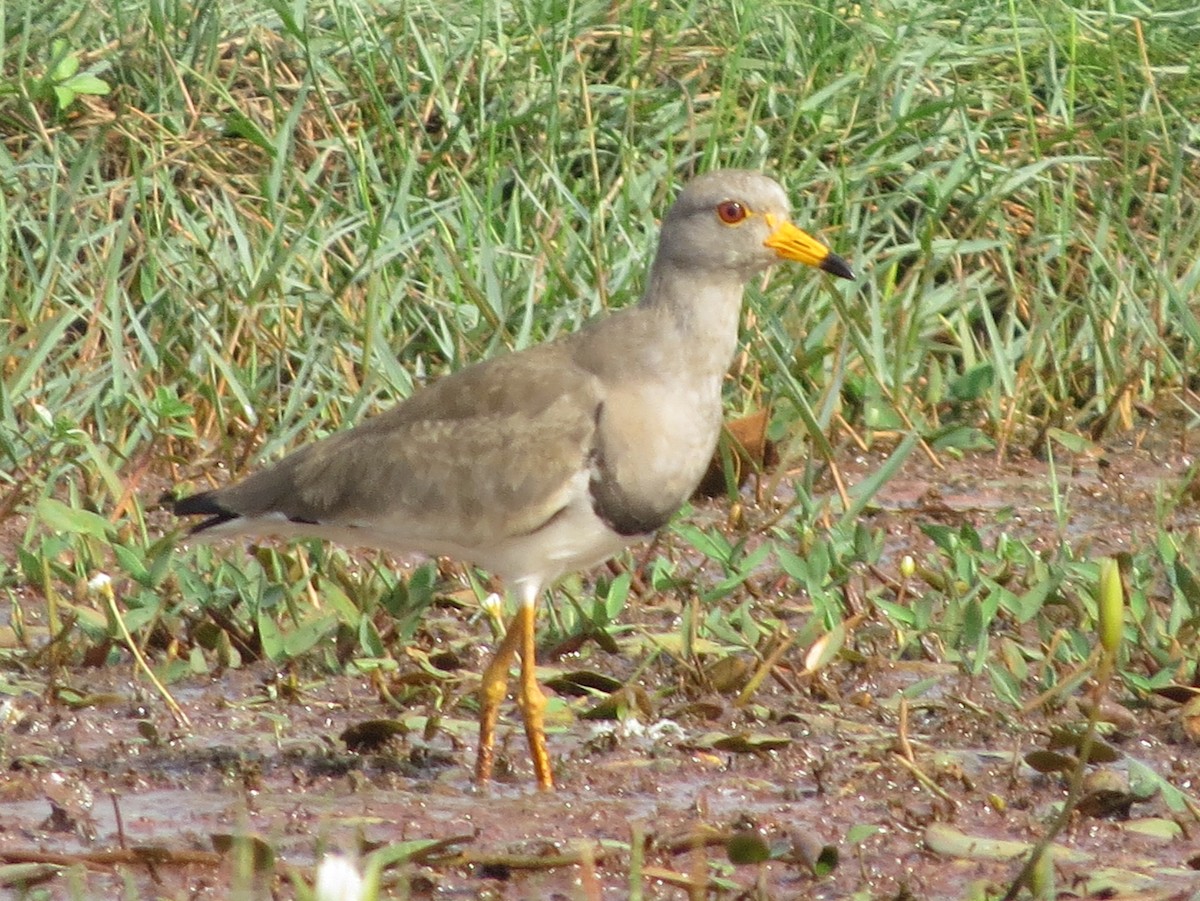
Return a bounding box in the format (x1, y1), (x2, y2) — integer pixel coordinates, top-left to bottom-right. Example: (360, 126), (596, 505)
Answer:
(340, 718), (409, 752)
(1181, 695), (1200, 743)
(694, 410), (776, 497)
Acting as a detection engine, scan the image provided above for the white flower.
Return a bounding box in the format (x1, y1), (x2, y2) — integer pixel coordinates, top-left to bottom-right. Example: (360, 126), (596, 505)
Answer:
(480, 592), (504, 617)
(87, 573), (113, 595)
(589, 717), (684, 745)
(314, 854), (365, 901)
(644, 719), (686, 742)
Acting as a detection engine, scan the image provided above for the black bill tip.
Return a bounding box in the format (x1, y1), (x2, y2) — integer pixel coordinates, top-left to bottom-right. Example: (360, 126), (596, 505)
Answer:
(820, 251), (855, 281)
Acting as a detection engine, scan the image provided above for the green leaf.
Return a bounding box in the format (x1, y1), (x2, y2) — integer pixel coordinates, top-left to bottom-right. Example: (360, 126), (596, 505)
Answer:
(283, 613), (337, 658)
(701, 541), (773, 602)
(121, 602), (159, 635)
(930, 425), (993, 452)
(1011, 573), (1061, 623)
(702, 732), (791, 753)
(674, 523), (732, 563)
(224, 111), (274, 153)
(841, 432), (918, 524)
(1172, 558), (1200, 607)
(874, 598), (916, 627)
(112, 544), (150, 584)
(924, 823), (1088, 863)
(64, 74), (109, 96)
(0, 863), (65, 887)
(844, 824), (881, 846)
(257, 610), (285, 661)
(50, 45), (80, 81)
(319, 580), (361, 625)
(920, 523), (958, 553)
(1046, 427), (1094, 454)
(37, 498), (111, 539)
(602, 571), (631, 622)
(988, 663), (1023, 708)
(211, 833), (275, 873)
(1121, 818), (1181, 840)
(726, 831), (771, 865)
(948, 362), (995, 402)
(358, 616), (385, 658)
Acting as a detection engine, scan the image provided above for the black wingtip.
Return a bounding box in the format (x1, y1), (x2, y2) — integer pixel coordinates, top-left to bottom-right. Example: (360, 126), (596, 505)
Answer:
(820, 251), (855, 281)
(170, 490), (240, 535)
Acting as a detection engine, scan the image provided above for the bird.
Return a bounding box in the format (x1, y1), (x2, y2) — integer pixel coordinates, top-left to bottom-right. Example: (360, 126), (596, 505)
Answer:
(171, 169), (854, 791)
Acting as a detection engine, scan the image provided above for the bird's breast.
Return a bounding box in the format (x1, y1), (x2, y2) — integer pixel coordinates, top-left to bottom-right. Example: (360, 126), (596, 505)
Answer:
(588, 376), (724, 535)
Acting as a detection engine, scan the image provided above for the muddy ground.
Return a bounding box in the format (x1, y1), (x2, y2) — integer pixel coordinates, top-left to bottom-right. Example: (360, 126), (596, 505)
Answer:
(3, 435), (1200, 899)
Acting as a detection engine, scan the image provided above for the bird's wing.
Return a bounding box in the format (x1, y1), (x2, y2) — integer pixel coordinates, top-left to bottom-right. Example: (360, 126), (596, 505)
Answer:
(181, 344), (605, 553)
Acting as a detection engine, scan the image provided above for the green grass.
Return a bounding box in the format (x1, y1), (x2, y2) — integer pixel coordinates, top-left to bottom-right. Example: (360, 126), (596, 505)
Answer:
(3, 0), (1200, 897)
(5, 0), (1198, 499)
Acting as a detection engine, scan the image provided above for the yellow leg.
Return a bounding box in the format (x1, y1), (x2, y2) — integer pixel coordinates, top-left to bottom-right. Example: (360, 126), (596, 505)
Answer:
(515, 601), (554, 790)
(475, 614), (523, 785)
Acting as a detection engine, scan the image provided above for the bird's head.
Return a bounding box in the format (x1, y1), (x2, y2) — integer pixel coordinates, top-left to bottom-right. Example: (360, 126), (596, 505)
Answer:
(658, 169), (854, 282)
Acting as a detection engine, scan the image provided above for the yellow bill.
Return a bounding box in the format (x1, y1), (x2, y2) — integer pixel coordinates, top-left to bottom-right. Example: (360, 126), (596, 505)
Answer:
(764, 214), (854, 280)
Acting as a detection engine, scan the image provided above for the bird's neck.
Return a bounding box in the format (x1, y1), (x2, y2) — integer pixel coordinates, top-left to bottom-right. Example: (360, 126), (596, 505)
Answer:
(640, 259), (746, 377)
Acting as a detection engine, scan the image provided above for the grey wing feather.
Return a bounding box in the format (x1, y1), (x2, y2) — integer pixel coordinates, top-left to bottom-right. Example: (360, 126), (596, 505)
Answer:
(185, 345), (603, 550)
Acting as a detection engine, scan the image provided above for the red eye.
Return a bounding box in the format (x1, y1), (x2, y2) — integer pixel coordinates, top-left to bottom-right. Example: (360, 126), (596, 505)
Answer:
(716, 200), (748, 224)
